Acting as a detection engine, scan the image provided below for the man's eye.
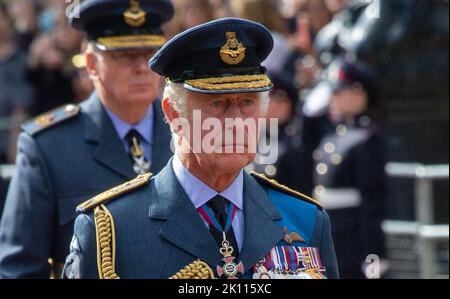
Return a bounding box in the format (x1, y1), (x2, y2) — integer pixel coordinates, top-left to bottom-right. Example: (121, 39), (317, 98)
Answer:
(242, 99), (255, 106)
(211, 100), (225, 107)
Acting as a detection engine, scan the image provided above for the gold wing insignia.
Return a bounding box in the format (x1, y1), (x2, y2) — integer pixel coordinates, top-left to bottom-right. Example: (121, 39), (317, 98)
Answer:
(220, 32), (246, 65)
(282, 227), (306, 244)
(123, 0), (146, 27)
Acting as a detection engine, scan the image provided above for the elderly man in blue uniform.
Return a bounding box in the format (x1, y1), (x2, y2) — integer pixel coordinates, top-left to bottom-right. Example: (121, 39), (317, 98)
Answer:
(0, 0), (174, 278)
(63, 18), (339, 279)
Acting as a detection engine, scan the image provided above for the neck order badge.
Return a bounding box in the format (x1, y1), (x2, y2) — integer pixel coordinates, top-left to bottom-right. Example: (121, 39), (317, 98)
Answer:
(198, 203), (244, 279)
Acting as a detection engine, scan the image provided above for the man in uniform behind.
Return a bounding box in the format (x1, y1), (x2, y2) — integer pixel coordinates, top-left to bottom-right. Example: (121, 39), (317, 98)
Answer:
(0, 0), (174, 278)
(63, 18), (339, 279)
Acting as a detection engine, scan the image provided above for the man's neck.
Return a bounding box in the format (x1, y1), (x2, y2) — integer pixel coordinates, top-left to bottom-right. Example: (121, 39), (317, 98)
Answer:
(97, 90), (150, 125)
(178, 153), (240, 193)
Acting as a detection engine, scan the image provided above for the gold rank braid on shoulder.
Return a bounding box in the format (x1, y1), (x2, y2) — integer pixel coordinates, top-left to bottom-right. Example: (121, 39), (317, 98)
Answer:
(250, 171), (323, 209)
(94, 205), (120, 279)
(169, 260), (216, 279)
(77, 172), (153, 213)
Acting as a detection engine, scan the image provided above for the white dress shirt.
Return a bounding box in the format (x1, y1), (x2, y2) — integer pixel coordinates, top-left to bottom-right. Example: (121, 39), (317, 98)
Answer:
(172, 154), (245, 251)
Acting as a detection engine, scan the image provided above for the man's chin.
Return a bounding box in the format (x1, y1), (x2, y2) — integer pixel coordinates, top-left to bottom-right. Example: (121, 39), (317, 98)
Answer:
(213, 153), (254, 171)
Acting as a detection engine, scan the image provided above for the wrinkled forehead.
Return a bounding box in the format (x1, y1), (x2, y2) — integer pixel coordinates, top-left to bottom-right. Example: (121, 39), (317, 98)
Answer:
(186, 91), (263, 102)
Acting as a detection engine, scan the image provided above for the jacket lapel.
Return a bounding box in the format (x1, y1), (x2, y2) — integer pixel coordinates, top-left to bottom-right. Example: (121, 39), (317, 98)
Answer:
(82, 93), (135, 180)
(149, 160), (222, 268)
(238, 172), (284, 274)
(151, 100), (172, 173)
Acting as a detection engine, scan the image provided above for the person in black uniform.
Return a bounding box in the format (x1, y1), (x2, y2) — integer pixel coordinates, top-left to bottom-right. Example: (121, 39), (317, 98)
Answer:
(311, 58), (388, 279)
(250, 71), (314, 195)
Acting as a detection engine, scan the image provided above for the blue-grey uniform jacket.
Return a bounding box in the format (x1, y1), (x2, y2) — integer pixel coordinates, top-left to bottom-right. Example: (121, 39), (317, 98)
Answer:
(0, 93), (172, 278)
(63, 159), (339, 279)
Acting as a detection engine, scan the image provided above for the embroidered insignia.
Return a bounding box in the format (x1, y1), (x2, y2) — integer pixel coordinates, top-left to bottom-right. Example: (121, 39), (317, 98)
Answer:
(282, 227), (306, 244)
(220, 32), (246, 65)
(35, 114), (55, 127)
(123, 0), (146, 27)
(22, 104), (80, 136)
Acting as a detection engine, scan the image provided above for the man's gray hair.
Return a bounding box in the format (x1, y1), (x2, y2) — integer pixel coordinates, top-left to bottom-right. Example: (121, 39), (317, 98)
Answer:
(163, 81), (271, 116)
(163, 81), (189, 115)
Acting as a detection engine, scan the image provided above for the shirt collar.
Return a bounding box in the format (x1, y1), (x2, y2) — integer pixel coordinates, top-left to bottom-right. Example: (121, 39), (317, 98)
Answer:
(172, 154), (244, 210)
(105, 104), (154, 144)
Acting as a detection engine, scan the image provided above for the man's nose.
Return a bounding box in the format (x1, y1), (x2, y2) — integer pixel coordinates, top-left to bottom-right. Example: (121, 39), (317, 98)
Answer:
(134, 55), (151, 73)
(224, 103), (243, 118)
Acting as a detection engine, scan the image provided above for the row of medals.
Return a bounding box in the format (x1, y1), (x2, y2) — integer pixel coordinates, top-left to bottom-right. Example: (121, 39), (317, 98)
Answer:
(253, 264), (326, 279)
(252, 250), (327, 279)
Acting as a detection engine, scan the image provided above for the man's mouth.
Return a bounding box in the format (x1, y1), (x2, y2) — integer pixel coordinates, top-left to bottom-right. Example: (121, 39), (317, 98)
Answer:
(220, 144), (249, 153)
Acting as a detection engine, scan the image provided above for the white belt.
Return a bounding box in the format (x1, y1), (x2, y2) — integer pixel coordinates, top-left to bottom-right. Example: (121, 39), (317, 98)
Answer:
(315, 188), (362, 210)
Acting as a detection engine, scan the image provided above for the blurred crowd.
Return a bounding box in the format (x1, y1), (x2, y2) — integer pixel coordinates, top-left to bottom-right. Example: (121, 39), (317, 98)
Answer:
(0, 0), (93, 164)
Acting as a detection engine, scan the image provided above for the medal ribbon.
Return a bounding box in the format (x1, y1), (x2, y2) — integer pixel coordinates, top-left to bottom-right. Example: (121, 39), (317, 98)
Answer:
(198, 201), (237, 234)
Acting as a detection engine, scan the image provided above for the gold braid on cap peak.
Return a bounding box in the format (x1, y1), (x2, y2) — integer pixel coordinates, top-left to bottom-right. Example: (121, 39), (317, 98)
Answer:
(94, 205), (120, 279)
(169, 260), (216, 279)
(184, 74), (272, 91)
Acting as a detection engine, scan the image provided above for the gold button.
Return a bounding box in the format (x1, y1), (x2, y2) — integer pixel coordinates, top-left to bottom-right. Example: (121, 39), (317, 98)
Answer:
(336, 125), (347, 136)
(324, 142), (335, 154)
(316, 163), (328, 175)
(265, 165), (277, 177)
(331, 154), (343, 165)
(35, 114), (54, 127)
(314, 185), (326, 197)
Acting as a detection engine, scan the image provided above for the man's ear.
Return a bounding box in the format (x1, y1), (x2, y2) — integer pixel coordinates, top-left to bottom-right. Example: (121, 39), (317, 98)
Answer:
(162, 98), (182, 133)
(85, 52), (99, 81)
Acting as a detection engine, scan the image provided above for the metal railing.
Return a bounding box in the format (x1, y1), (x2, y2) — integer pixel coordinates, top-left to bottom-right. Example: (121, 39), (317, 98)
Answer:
(0, 164), (16, 180)
(384, 163), (449, 279)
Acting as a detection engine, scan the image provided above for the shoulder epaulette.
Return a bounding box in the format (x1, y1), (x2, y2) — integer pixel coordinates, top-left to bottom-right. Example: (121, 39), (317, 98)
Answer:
(77, 172), (153, 213)
(250, 171), (323, 209)
(21, 104), (80, 136)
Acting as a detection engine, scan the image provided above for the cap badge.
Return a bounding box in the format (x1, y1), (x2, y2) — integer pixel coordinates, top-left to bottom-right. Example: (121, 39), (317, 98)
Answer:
(220, 32), (246, 65)
(123, 0), (146, 27)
